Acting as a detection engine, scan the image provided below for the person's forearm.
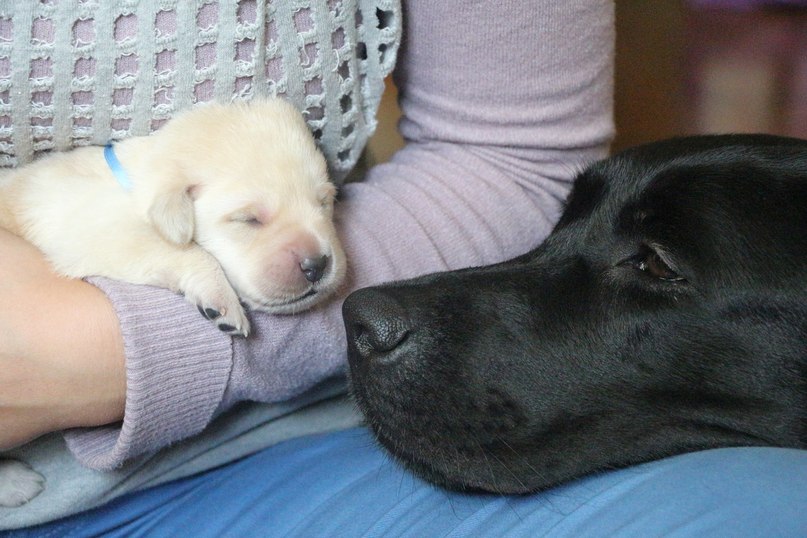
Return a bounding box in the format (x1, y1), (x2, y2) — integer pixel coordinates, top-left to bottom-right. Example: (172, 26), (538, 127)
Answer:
(224, 142), (610, 406)
(0, 229), (125, 450)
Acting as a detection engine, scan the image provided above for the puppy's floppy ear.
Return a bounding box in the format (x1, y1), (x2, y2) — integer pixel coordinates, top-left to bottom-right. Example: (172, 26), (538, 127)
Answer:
(317, 181), (337, 206)
(148, 184), (198, 245)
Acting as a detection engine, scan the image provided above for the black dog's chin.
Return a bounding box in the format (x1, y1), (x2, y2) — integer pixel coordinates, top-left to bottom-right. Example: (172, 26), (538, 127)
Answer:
(349, 377), (536, 494)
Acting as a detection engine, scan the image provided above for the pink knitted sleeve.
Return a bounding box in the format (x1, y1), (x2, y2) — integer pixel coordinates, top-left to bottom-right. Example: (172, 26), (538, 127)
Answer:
(64, 0), (614, 469)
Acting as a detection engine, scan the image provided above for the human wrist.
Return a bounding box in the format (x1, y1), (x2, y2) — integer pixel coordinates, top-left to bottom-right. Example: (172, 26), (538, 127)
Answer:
(65, 277), (233, 469)
(16, 277), (127, 434)
(46, 279), (127, 430)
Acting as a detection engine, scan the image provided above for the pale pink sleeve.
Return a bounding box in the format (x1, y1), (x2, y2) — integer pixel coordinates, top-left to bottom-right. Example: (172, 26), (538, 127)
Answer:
(65, 0), (615, 469)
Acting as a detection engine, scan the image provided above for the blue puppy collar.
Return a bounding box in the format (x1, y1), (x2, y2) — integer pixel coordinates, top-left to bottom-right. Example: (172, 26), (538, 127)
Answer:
(104, 143), (133, 191)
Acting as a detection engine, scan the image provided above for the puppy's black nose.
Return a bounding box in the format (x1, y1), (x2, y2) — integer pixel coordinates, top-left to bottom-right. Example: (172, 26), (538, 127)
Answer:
(300, 255), (328, 282)
(343, 288), (411, 358)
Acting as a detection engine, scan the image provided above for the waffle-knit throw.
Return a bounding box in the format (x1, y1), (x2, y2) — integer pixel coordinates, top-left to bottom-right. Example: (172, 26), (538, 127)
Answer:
(0, 0), (400, 181)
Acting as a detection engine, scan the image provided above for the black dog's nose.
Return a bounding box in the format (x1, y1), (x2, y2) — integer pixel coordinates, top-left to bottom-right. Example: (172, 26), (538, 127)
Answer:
(343, 288), (411, 358)
(300, 255), (328, 282)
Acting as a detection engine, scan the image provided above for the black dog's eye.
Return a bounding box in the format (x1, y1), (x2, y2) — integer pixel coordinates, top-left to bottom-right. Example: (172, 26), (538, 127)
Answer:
(627, 245), (685, 282)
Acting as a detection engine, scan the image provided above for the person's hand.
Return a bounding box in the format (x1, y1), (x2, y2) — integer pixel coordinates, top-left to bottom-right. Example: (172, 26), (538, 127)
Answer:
(0, 229), (126, 450)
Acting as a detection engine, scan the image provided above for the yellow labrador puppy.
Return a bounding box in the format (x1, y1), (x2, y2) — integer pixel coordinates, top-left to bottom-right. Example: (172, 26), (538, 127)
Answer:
(0, 98), (346, 337)
(0, 98), (347, 507)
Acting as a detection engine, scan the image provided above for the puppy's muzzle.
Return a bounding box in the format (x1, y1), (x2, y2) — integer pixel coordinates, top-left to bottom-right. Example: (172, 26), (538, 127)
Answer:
(343, 288), (411, 362)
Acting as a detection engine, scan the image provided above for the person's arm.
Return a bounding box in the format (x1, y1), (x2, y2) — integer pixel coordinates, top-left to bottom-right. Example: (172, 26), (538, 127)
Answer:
(0, 230), (125, 450)
(3, 0), (614, 469)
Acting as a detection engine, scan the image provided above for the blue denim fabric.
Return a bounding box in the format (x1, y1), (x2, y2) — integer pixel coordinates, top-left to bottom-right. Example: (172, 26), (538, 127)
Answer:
(7, 428), (806, 538)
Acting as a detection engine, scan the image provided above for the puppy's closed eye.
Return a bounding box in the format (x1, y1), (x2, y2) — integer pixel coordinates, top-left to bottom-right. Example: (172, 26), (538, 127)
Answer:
(228, 209), (266, 228)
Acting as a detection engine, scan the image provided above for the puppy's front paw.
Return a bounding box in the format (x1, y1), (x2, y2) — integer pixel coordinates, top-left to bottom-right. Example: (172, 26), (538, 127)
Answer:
(184, 274), (250, 337)
(196, 303), (250, 336)
(0, 459), (45, 507)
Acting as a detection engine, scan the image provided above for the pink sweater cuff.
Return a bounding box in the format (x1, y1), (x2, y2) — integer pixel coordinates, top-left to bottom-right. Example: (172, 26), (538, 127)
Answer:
(63, 277), (234, 470)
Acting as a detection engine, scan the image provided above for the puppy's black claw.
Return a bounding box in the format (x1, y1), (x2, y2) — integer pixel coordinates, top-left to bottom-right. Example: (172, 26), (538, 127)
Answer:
(198, 306), (222, 320)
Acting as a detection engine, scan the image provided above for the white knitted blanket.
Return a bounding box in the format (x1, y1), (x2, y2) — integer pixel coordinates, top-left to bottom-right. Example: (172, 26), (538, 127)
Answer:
(0, 0), (401, 181)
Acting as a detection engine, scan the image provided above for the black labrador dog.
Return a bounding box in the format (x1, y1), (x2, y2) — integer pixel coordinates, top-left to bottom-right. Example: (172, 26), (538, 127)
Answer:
(343, 134), (807, 494)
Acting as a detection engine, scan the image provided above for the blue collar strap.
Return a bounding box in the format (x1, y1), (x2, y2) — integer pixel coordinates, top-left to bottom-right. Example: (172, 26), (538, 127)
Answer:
(104, 143), (133, 191)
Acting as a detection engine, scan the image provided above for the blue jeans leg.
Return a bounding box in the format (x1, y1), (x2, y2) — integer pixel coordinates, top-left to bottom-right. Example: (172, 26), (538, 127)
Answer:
(8, 427), (807, 537)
